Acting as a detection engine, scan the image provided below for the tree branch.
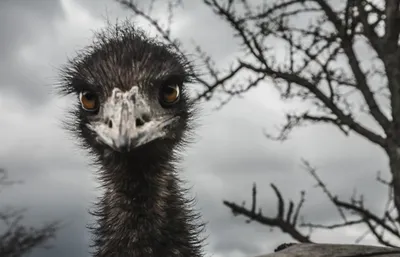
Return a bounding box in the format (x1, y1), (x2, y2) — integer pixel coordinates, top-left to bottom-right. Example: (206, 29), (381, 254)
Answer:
(313, 0), (391, 132)
(223, 183), (312, 243)
(0, 169), (59, 257)
(241, 61), (386, 146)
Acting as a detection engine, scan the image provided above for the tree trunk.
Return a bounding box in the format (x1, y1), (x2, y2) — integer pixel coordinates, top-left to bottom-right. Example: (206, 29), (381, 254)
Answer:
(256, 243), (400, 257)
(386, 138), (400, 221)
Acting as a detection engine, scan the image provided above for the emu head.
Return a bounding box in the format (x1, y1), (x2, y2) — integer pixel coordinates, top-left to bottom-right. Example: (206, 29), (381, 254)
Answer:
(59, 24), (194, 157)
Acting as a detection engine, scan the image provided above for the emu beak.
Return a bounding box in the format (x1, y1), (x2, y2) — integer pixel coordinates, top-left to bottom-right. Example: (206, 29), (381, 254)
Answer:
(86, 87), (177, 152)
(110, 101), (134, 152)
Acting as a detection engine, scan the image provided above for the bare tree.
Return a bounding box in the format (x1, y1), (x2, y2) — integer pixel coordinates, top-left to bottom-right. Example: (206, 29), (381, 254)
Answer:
(115, 0), (400, 249)
(0, 169), (58, 257)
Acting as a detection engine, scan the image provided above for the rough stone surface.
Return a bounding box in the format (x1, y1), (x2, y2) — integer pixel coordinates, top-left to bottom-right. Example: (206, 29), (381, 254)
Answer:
(256, 243), (400, 257)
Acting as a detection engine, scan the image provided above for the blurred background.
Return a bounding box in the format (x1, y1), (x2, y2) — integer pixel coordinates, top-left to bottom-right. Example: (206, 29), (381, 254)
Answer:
(0, 0), (394, 257)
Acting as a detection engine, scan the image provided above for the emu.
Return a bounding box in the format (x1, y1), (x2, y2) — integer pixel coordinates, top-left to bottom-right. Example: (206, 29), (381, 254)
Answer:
(57, 22), (204, 257)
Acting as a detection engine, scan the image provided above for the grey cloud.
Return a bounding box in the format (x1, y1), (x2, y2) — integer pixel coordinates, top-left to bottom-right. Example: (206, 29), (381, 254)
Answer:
(74, 0), (132, 19)
(0, 0), (65, 104)
(0, 1), (64, 60)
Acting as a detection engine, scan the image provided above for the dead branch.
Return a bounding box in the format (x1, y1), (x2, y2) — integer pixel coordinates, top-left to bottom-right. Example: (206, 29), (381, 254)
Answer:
(223, 183), (312, 243)
(0, 169), (59, 257)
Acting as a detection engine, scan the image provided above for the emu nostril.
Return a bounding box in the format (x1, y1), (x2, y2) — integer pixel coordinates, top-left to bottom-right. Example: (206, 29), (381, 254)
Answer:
(108, 120), (113, 128)
(135, 118), (145, 127)
(142, 113), (151, 122)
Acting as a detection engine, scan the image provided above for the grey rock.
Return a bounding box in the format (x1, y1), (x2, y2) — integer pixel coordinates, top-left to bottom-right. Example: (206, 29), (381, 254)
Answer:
(256, 243), (400, 257)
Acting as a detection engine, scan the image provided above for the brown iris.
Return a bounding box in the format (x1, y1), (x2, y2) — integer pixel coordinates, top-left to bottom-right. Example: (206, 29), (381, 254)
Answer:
(160, 84), (180, 106)
(79, 91), (99, 112)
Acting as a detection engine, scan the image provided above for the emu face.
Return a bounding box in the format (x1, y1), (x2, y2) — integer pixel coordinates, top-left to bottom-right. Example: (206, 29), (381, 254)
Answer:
(61, 26), (193, 154)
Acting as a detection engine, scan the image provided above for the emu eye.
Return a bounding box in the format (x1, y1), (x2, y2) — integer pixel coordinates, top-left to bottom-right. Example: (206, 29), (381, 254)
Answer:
(159, 84), (180, 106)
(79, 91), (99, 112)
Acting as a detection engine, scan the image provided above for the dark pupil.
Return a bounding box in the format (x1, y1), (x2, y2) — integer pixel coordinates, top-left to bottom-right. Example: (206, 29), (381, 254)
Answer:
(84, 93), (95, 100)
(164, 86), (175, 95)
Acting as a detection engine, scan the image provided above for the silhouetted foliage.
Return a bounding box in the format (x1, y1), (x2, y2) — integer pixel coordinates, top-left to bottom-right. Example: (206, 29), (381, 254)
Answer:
(115, 0), (400, 249)
(0, 169), (58, 257)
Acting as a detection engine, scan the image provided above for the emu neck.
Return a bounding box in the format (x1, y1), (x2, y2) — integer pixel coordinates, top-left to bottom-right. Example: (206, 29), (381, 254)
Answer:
(92, 151), (203, 257)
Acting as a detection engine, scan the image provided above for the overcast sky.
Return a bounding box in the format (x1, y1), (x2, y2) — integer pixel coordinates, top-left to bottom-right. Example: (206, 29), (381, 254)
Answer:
(0, 1), (392, 257)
